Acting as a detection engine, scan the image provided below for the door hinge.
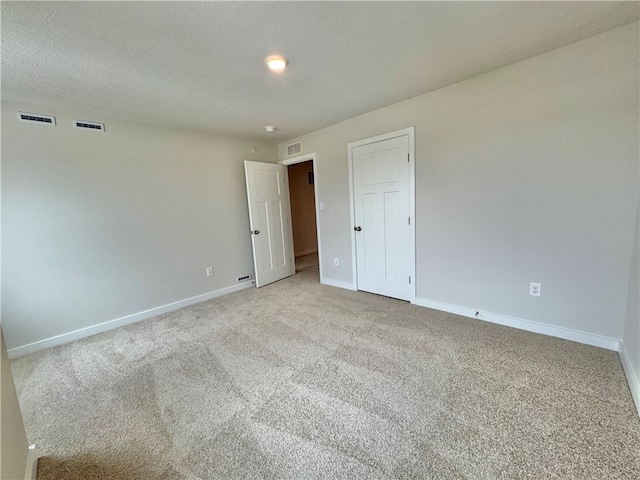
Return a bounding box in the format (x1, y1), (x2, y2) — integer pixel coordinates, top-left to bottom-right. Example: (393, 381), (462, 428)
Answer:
(409, 276), (411, 284)
(408, 217), (411, 225)
(407, 153), (410, 162)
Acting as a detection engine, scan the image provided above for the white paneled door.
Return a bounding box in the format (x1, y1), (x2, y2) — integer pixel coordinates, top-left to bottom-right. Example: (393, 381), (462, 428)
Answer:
(244, 161), (295, 287)
(351, 132), (413, 300)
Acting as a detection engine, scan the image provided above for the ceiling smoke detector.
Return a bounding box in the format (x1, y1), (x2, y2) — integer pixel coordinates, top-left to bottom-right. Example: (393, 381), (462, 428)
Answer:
(265, 126), (276, 132)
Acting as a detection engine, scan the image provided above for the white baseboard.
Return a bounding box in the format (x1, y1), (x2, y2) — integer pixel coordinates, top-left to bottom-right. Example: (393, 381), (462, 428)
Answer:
(320, 277), (357, 291)
(25, 445), (37, 480)
(7, 281), (255, 358)
(411, 297), (620, 351)
(619, 341), (640, 416)
(295, 248), (318, 257)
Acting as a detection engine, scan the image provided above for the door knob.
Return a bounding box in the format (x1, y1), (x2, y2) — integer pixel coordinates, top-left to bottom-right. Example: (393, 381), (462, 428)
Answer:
(253, 230), (260, 235)
(354, 226), (362, 232)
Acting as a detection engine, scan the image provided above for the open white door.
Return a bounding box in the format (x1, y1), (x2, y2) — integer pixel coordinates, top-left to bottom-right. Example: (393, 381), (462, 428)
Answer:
(244, 161), (295, 287)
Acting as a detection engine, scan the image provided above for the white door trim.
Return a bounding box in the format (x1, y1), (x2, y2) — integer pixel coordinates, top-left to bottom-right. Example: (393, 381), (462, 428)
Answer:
(347, 127), (416, 301)
(279, 153), (324, 282)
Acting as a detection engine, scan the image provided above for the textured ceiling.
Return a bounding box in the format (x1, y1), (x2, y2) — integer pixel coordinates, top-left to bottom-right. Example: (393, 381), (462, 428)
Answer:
(2, 1), (638, 142)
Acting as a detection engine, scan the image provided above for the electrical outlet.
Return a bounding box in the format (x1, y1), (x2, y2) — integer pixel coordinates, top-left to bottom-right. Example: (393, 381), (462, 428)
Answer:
(334, 257), (339, 266)
(206, 267), (214, 277)
(530, 282), (541, 296)
(319, 201), (325, 210)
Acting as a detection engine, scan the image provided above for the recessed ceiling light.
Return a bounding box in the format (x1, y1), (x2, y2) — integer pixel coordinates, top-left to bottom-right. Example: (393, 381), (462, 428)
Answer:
(265, 126), (276, 132)
(265, 55), (288, 73)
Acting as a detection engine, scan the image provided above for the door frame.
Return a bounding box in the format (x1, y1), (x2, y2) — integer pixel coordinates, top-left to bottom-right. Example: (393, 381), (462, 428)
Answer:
(279, 152), (324, 281)
(347, 127), (416, 301)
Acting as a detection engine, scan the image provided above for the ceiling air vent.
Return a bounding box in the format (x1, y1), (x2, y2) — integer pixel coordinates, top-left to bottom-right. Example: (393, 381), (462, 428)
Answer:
(286, 141), (302, 156)
(18, 112), (56, 125)
(74, 120), (105, 132)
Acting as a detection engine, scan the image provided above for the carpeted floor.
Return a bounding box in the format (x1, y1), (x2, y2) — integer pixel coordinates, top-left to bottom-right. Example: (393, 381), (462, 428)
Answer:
(295, 252), (319, 273)
(12, 254), (640, 479)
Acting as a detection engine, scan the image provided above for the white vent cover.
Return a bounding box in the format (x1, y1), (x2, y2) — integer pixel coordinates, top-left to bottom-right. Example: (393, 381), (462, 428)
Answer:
(18, 112), (56, 125)
(74, 120), (105, 132)
(286, 141), (302, 156)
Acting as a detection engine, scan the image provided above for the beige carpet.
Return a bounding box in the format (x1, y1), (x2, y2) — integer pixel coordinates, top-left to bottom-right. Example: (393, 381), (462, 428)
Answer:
(12, 256), (640, 479)
(295, 252), (319, 273)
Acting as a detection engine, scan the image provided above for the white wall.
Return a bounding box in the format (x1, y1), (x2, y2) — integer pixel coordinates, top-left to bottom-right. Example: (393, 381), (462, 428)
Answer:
(2, 105), (278, 352)
(279, 22), (639, 342)
(1, 329), (29, 479)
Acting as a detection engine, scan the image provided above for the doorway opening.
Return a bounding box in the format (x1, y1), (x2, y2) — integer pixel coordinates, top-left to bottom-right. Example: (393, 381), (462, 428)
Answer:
(280, 153), (322, 279)
(287, 160), (318, 273)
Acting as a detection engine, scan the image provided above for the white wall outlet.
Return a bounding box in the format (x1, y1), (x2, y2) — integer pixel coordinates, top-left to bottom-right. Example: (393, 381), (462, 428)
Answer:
(206, 267), (214, 277)
(530, 282), (541, 296)
(319, 201), (324, 210)
(333, 257), (339, 266)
